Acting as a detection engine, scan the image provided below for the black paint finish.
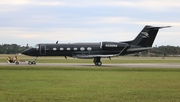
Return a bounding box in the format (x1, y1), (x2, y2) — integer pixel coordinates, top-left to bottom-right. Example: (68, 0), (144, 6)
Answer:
(21, 25), (170, 66)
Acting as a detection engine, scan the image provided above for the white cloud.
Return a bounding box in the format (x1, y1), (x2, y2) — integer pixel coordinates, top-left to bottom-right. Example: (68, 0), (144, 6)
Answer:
(131, 0), (180, 11)
(0, 25), (177, 46)
(80, 17), (180, 28)
(1, 0), (180, 9)
(0, 0), (67, 6)
(0, 0), (29, 5)
(49, 0), (180, 11)
(136, 21), (180, 27)
(82, 17), (130, 24)
(0, 0), (179, 13)
(0, 27), (132, 45)
(0, 0), (179, 46)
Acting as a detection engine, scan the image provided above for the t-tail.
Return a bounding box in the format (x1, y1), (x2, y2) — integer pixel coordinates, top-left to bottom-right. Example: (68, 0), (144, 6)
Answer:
(126, 25), (171, 53)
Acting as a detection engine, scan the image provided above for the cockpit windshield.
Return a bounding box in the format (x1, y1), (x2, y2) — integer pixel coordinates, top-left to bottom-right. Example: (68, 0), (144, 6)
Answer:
(32, 44), (39, 50)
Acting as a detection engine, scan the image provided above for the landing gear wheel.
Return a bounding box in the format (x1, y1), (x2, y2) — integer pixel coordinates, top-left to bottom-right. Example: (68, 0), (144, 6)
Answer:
(32, 61), (36, 65)
(28, 61), (32, 65)
(28, 61), (36, 65)
(93, 57), (102, 66)
(94, 62), (102, 66)
(28, 57), (38, 65)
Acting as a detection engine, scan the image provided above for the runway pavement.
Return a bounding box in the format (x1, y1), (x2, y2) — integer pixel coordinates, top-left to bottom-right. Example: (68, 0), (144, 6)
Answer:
(1, 63), (180, 68)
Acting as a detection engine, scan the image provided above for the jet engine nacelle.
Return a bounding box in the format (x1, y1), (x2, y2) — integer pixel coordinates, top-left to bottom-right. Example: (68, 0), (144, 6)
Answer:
(101, 42), (129, 50)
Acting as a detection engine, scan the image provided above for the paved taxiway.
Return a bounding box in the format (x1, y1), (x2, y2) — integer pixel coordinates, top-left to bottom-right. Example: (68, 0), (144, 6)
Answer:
(1, 63), (180, 68)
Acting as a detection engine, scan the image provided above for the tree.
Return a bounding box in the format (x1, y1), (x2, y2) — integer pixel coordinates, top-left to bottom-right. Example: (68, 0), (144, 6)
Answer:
(0, 44), (29, 54)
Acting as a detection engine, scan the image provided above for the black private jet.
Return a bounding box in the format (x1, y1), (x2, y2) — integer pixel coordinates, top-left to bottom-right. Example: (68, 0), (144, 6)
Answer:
(22, 25), (170, 66)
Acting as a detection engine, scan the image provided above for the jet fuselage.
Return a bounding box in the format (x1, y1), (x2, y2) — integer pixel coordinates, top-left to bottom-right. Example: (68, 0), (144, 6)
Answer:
(21, 25), (171, 66)
(22, 42), (129, 58)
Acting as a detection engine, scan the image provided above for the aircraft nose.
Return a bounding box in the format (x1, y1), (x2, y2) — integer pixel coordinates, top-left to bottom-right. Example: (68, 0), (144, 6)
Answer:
(21, 49), (29, 55)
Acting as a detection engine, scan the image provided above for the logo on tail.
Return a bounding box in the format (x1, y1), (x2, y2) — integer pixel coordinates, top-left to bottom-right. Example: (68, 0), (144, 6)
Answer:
(140, 32), (149, 38)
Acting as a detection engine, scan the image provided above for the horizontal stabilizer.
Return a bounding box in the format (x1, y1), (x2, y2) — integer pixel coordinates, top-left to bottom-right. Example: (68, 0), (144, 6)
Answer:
(146, 26), (171, 29)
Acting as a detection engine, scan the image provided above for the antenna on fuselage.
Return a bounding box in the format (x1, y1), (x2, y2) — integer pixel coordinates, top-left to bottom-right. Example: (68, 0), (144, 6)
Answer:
(56, 41), (58, 44)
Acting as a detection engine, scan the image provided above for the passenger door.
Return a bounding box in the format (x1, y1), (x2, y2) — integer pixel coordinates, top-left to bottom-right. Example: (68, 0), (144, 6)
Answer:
(40, 45), (46, 55)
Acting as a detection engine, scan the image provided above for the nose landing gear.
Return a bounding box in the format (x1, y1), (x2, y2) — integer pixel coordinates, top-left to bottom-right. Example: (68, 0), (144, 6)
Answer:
(93, 57), (102, 66)
(28, 57), (38, 65)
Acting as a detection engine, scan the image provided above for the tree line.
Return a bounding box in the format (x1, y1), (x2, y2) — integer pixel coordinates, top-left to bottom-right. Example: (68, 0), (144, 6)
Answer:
(139, 46), (180, 57)
(0, 44), (180, 57)
(0, 44), (29, 54)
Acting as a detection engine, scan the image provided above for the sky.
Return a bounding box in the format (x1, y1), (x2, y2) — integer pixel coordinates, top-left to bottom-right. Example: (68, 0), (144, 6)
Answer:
(0, 0), (180, 47)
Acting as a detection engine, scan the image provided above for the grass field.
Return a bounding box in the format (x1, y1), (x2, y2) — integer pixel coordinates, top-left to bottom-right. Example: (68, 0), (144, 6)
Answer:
(1, 54), (180, 102)
(0, 66), (180, 102)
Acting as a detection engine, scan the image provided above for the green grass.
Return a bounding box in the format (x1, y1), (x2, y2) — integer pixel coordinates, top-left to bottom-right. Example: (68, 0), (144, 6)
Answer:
(1, 54), (180, 101)
(0, 66), (180, 102)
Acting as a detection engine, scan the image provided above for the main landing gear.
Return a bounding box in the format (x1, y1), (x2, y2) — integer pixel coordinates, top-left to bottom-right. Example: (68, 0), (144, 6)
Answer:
(28, 57), (38, 65)
(93, 57), (102, 66)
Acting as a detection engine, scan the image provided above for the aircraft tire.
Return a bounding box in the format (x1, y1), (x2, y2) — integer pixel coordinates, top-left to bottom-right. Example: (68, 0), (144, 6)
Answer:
(94, 62), (102, 66)
(32, 61), (36, 65)
(28, 61), (32, 65)
(97, 62), (102, 66)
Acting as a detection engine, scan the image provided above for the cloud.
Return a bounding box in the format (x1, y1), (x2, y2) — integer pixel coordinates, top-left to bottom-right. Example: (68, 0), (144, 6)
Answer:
(82, 17), (130, 25)
(0, 0), (179, 46)
(1, 0), (180, 9)
(0, 0), (29, 5)
(0, 0), (67, 6)
(78, 17), (180, 28)
(0, 25), (177, 46)
(136, 21), (180, 27)
(0, 0), (67, 12)
(0, 27), (133, 45)
(131, 0), (180, 11)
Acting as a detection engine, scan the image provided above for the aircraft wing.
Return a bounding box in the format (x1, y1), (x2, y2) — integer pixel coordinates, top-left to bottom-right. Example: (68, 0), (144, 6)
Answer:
(127, 47), (152, 52)
(74, 54), (119, 59)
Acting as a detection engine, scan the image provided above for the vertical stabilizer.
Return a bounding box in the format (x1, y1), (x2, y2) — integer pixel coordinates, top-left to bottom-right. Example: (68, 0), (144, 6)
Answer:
(132, 25), (170, 47)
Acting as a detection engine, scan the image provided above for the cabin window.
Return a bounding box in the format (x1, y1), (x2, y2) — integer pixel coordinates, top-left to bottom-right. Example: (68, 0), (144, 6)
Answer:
(53, 48), (57, 51)
(80, 47), (85, 51)
(87, 47), (92, 51)
(60, 48), (64, 51)
(74, 48), (78, 51)
(67, 48), (71, 51)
